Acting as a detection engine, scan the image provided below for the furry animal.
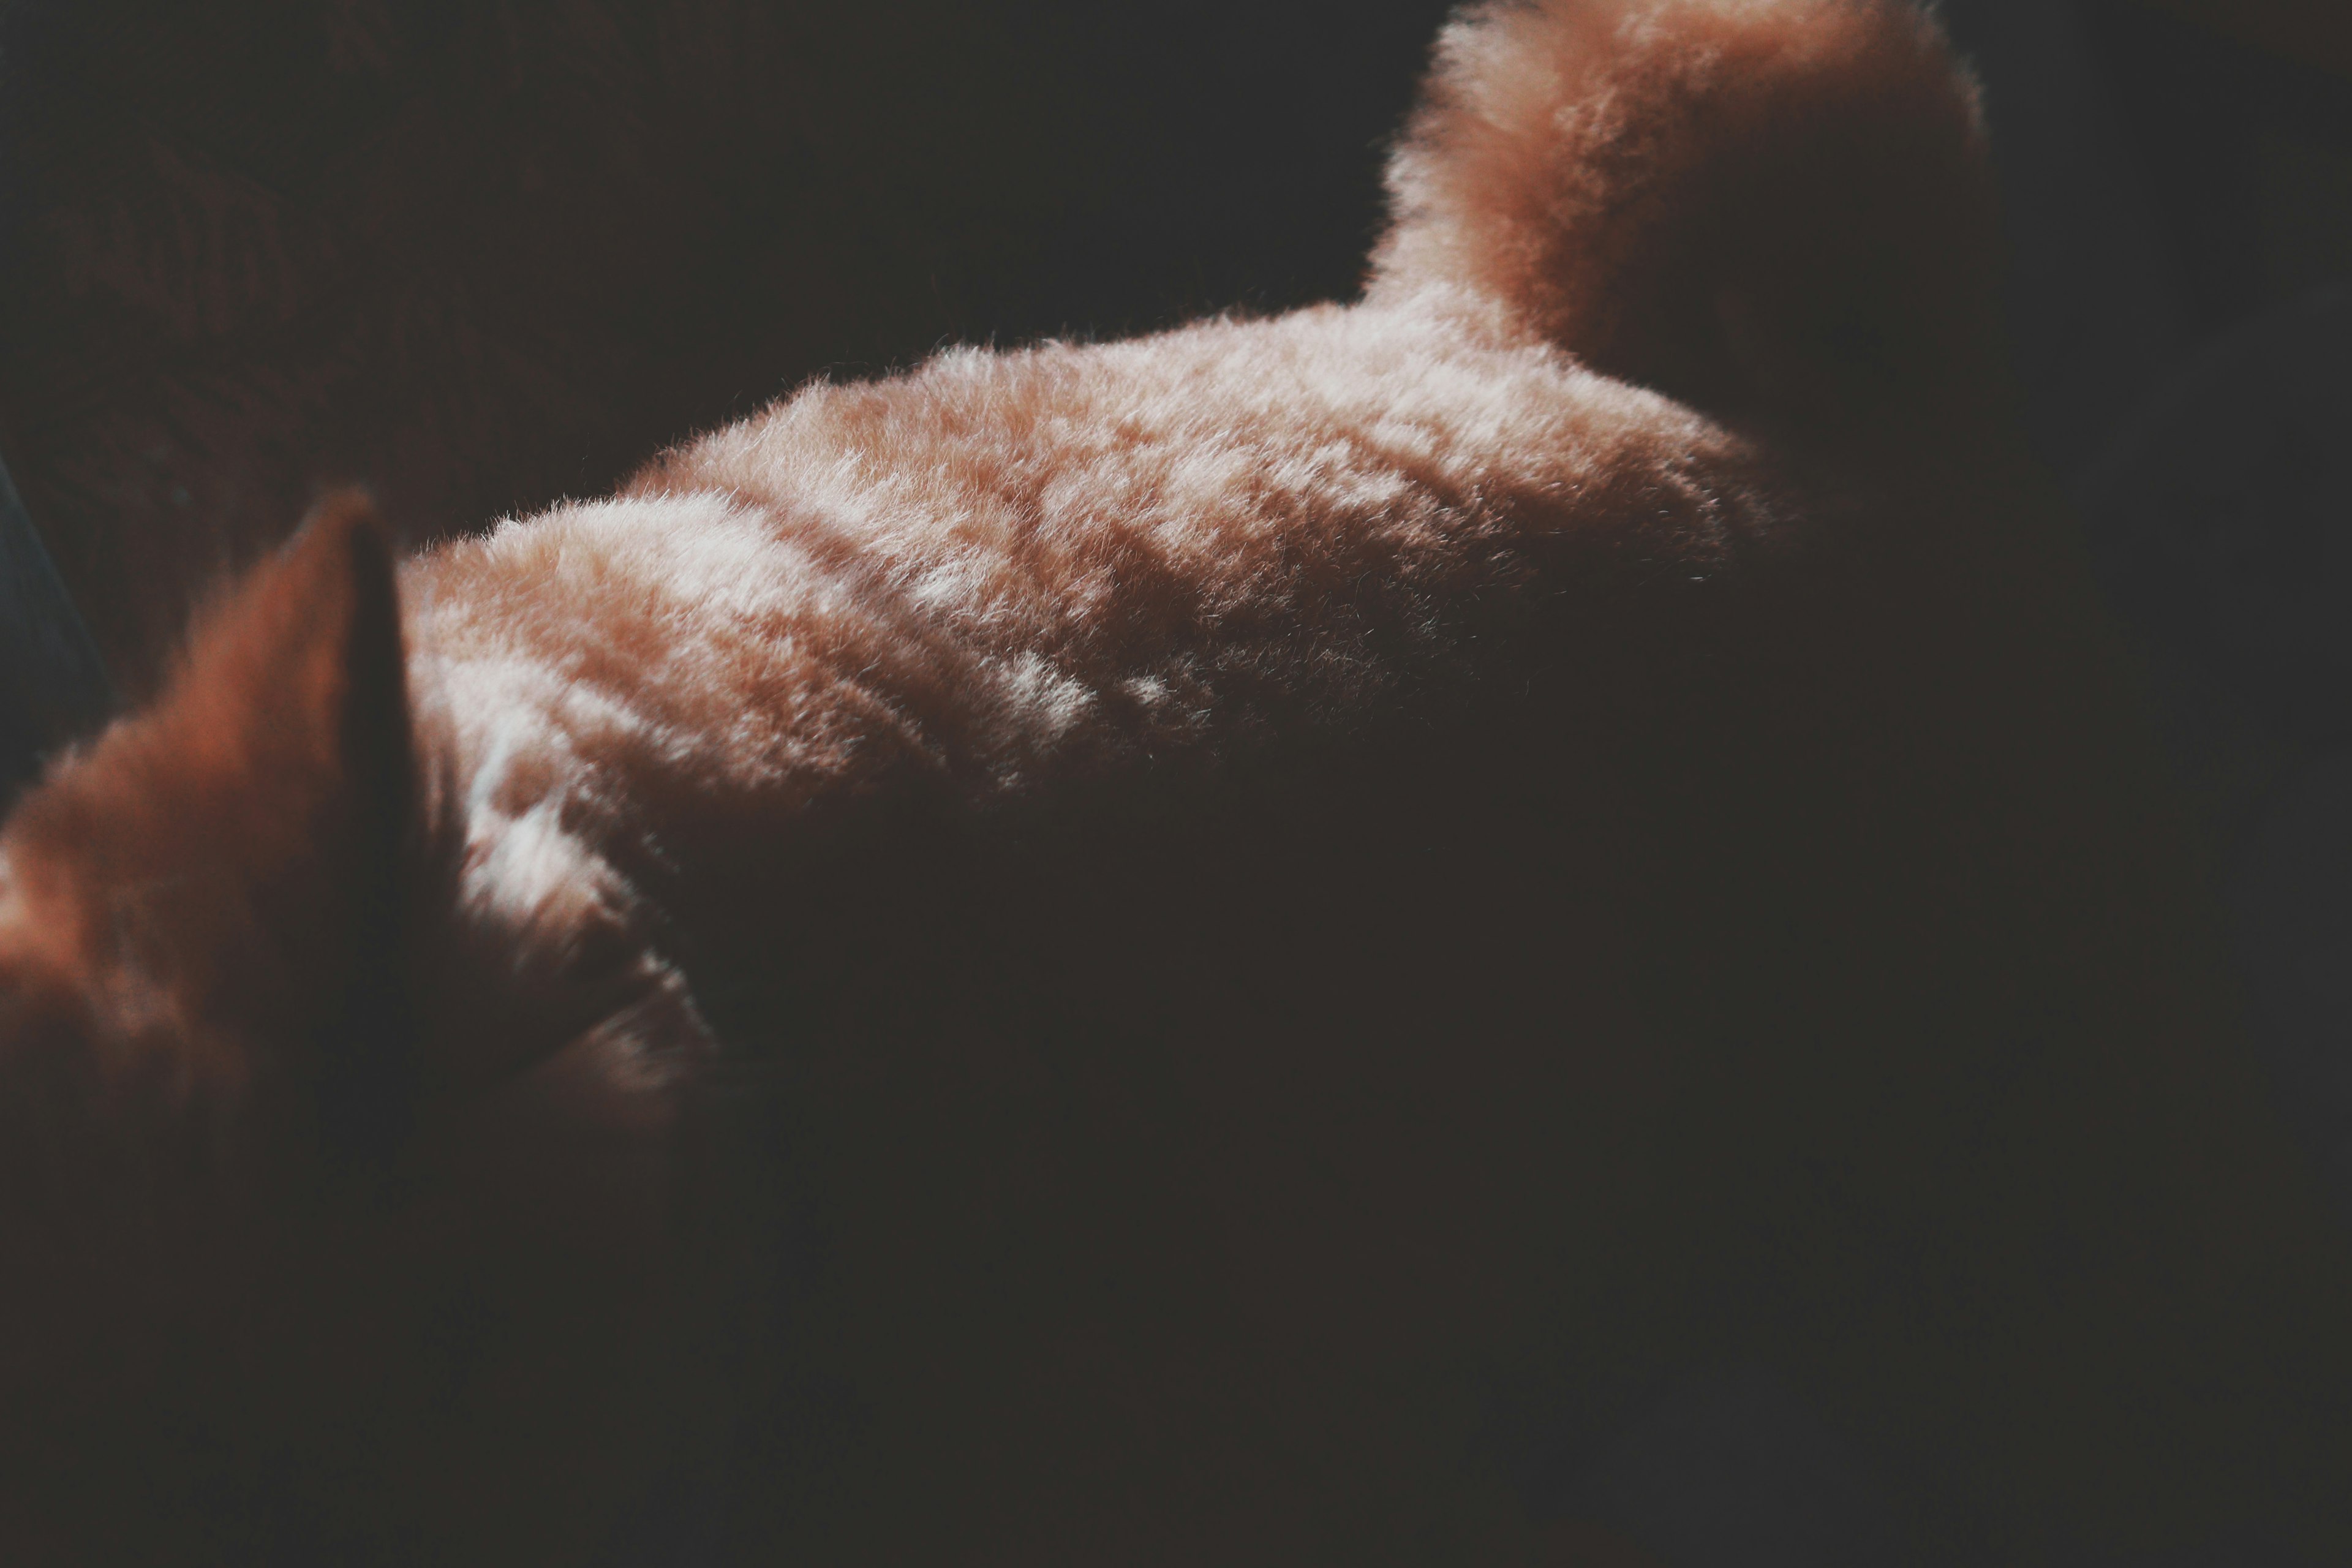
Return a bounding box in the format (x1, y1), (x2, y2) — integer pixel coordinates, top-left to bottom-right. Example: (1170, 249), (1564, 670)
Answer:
(4, 0), (2350, 1562)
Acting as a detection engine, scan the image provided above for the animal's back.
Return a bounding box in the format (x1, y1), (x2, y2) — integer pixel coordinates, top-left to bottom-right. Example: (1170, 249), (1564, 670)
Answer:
(405, 305), (1773, 837)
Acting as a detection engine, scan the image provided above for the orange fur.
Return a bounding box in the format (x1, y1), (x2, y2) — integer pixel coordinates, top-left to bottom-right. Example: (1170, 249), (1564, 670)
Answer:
(1373, 0), (2005, 434)
(3, 2), (2350, 1563)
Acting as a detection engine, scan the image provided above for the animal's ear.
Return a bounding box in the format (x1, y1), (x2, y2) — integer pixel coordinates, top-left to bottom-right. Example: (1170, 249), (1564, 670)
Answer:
(4, 490), (420, 1159)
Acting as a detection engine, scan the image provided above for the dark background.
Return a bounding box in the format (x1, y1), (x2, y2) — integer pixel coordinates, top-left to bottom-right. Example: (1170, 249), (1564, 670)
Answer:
(0, 0), (1457, 694)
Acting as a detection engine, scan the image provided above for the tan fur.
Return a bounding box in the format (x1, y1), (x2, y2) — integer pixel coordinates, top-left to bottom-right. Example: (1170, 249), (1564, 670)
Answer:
(1373, 0), (2006, 432)
(4, 2), (2350, 1563)
(414, 301), (1776, 859)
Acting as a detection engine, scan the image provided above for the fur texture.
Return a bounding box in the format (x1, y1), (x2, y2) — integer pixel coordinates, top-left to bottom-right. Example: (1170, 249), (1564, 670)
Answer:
(4, 1), (2350, 1563)
(1372, 0), (2005, 431)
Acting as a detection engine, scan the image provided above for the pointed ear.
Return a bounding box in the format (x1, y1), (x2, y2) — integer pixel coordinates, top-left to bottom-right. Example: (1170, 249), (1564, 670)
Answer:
(4, 489), (420, 1159)
(210, 487), (415, 893)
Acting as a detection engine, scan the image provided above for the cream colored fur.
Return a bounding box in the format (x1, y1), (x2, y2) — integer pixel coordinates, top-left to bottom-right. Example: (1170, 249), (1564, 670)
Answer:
(411, 303), (1772, 908)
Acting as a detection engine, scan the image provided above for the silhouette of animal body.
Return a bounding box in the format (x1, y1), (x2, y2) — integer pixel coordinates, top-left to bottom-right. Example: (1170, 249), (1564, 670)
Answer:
(4, 2), (2348, 1562)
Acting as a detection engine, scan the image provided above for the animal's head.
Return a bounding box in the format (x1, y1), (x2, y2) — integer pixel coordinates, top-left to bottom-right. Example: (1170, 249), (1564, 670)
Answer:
(0, 499), (734, 1564)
